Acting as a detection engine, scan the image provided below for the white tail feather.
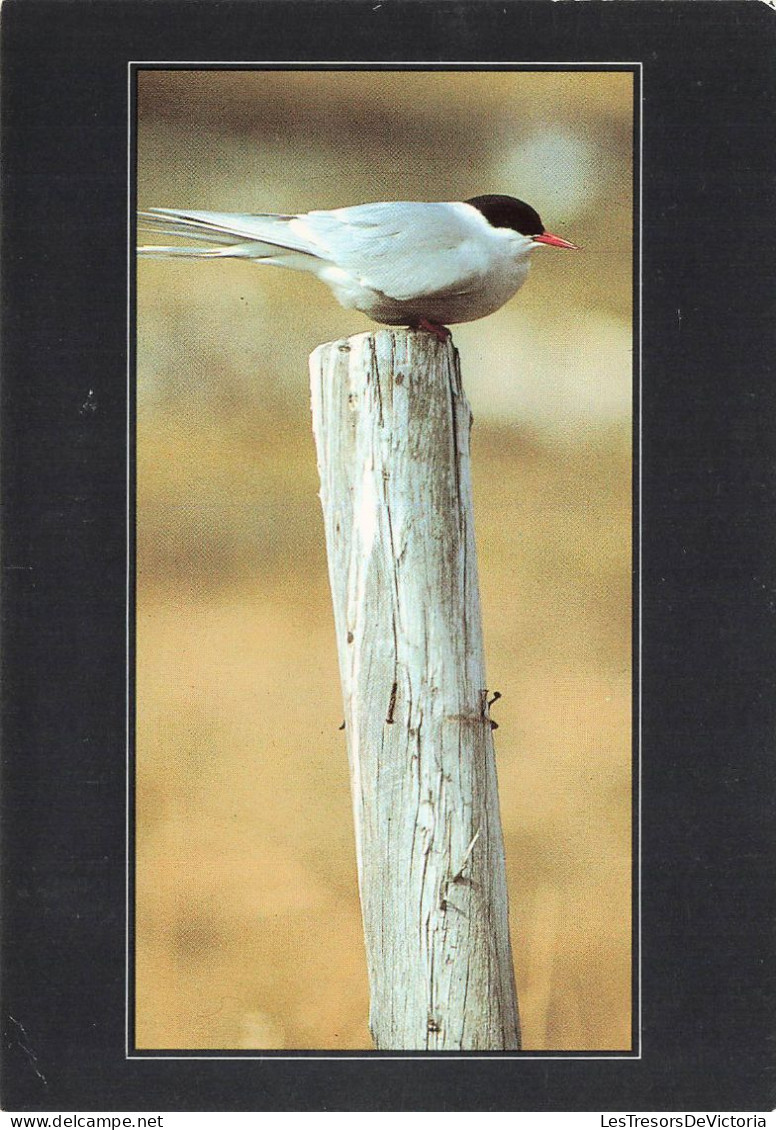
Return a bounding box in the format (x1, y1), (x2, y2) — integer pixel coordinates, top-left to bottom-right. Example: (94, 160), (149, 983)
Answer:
(137, 207), (321, 260)
(137, 244), (249, 259)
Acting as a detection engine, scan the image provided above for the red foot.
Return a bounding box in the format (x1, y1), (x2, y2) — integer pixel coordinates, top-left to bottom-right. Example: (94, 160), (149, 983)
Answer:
(415, 317), (451, 343)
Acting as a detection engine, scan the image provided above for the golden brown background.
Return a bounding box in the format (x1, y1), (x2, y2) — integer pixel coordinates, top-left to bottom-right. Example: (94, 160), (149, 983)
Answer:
(136, 69), (633, 1051)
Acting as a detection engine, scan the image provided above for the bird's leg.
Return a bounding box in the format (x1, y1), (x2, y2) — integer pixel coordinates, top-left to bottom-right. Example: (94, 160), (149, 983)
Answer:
(413, 317), (452, 343)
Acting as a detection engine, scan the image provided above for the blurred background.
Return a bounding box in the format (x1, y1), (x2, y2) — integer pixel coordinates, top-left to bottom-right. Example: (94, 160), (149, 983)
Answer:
(135, 69), (633, 1051)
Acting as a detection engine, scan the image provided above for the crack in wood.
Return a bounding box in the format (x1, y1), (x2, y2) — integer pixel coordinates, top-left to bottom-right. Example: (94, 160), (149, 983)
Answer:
(386, 680), (398, 725)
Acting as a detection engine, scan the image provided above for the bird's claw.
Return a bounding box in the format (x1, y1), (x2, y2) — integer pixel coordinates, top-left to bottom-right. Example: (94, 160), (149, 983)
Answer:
(414, 318), (451, 343)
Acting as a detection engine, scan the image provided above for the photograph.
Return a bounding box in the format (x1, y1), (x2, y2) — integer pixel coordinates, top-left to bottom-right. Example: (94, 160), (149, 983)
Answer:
(134, 66), (635, 1053)
(3, 0), (772, 1112)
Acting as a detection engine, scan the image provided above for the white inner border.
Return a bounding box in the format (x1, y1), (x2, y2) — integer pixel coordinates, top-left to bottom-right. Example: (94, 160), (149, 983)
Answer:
(126, 60), (643, 1062)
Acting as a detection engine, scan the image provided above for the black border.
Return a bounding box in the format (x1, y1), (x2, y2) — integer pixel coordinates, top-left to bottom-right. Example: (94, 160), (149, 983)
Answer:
(127, 62), (138, 1072)
(2, 0), (775, 1112)
(127, 59), (641, 1064)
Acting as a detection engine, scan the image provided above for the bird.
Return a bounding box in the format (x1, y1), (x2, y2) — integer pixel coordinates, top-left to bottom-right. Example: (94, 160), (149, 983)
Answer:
(137, 194), (578, 339)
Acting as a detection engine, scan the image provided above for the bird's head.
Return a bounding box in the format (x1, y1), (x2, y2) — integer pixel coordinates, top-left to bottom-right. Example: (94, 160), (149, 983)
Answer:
(465, 193), (580, 251)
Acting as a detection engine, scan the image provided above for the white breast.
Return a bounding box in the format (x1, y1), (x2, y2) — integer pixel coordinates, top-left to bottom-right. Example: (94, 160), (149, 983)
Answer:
(317, 224), (534, 326)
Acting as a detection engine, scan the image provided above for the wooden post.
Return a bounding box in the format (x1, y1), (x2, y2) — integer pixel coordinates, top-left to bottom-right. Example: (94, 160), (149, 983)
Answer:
(310, 329), (520, 1051)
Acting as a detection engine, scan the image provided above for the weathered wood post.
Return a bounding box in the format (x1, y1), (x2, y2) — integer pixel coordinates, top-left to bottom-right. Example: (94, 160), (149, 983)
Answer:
(310, 329), (520, 1050)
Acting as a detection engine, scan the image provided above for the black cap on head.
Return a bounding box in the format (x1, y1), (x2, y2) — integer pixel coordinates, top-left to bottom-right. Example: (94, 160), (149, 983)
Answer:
(465, 194), (545, 237)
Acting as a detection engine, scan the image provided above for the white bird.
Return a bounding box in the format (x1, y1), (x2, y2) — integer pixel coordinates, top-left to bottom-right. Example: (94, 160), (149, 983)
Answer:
(138, 194), (578, 339)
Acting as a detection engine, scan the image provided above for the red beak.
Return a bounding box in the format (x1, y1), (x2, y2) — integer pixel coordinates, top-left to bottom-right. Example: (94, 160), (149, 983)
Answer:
(533, 231), (580, 250)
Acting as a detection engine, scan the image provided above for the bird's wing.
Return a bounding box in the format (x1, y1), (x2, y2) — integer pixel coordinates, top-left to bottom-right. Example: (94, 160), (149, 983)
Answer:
(138, 203), (493, 299)
(298, 202), (491, 301)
